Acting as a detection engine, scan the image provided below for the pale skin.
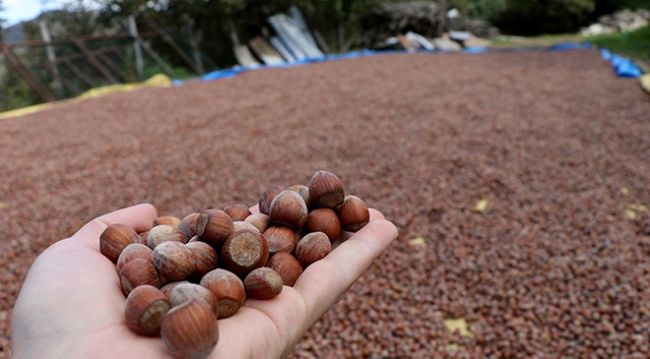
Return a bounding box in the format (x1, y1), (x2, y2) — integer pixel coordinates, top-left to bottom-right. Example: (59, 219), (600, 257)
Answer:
(11, 203), (398, 358)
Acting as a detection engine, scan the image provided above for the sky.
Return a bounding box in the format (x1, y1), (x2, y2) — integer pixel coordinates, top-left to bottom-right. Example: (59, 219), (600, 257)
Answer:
(3, 0), (71, 27)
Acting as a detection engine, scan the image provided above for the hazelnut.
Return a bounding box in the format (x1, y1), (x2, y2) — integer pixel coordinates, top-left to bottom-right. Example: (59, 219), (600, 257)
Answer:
(288, 184), (313, 209)
(263, 226), (298, 253)
(152, 241), (195, 281)
(294, 231), (332, 267)
(147, 225), (186, 249)
(258, 185), (286, 214)
(160, 281), (190, 299)
(116, 243), (154, 272)
(161, 300), (219, 359)
(136, 231), (149, 245)
(305, 208), (342, 241)
(221, 229), (269, 277)
(198, 209), (234, 247)
(153, 215), (181, 227)
(124, 285), (171, 336)
(233, 221), (260, 232)
(178, 212), (203, 240)
(200, 269), (246, 319)
(186, 235), (200, 244)
(308, 170), (345, 209)
(186, 241), (218, 277)
(244, 213), (271, 233)
(100, 223), (139, 262)
(223, 204), (252, 221)
(119, 257), (162, 295)
(338, 195), (370, 232)
(268, 190), (308, 229)
(266, 252), (303, 286)
(244, 267), (283, 300)
(169, 282), (219, 315)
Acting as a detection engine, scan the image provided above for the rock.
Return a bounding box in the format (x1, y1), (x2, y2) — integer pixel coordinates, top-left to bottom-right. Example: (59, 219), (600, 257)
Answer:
(582, 8), (649, 36)
(580, 23), (615, 36)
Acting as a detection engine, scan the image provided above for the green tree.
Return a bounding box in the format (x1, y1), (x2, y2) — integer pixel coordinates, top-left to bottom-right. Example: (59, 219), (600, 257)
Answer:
(0, 0), (5, 44)
(495, 0), (596, 35)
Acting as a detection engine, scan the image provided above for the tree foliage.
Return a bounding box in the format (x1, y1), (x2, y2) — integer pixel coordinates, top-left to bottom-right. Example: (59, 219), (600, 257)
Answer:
(447, 0), (506, 21)
(0, 0), (5, 44)
(495, 0), (597, 35)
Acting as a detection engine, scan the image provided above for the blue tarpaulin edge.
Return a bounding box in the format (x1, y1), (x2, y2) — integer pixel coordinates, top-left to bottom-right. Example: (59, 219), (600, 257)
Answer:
(176, 41), (642, 85)
(599, 48), (643, 78)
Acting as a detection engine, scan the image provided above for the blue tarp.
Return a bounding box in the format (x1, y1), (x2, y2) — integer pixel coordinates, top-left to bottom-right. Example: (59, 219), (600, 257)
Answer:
(547, 42), (592, 51)
(180, 41), (643, 85)
(600, 48), (643, 78)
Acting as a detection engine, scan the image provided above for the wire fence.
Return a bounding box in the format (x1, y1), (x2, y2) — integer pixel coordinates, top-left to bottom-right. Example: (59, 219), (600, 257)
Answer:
(1, 16), (217, 111)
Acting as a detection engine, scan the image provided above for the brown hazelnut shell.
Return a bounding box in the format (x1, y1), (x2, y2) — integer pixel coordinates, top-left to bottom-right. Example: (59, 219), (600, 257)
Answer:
(200, 268), (246, 319)
(263, 225), (298, 253)
(266, 252), (303, 286)
(100, 223), (139, 263)
(152, 241), (196, 281)
(220, 229), (269, 277)
(258, 185), (286, 215)
(268, 190), (308, 229)
(223, 204), (252, 222)
(244, 267), (283, 300)
(124, 285), (171, 336)
(338, 195), (370, 232)
(308, 170), (345, 209)
(305, 208), (342, 241)
(161, 300), (219, 359)
(294, 231), (332, 267)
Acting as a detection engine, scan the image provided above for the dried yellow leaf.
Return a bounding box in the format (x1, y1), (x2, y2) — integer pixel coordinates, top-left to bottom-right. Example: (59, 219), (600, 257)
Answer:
(475, 199), (488, 212)
(629, 203), (648, 212)
(408, 237), (426, 247)
(626, 209), (637, 220)
(620, 187), (630, 196)
(444, 317), (474, 338)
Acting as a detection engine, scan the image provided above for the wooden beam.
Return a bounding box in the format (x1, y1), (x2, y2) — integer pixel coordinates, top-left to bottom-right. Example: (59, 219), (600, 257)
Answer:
(2, 44), (55, 102)
(73, 39), (118, 84)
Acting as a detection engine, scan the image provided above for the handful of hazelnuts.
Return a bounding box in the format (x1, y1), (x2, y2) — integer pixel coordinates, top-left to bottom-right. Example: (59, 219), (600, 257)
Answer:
(99, 170), (371, 359)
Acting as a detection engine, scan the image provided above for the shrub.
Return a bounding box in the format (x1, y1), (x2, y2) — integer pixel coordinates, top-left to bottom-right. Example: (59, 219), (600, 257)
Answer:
(495, 0), (597, 35)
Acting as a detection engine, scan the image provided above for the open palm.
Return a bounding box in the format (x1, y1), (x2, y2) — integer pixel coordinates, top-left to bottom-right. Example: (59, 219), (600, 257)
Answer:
(11, 203), (397, 358)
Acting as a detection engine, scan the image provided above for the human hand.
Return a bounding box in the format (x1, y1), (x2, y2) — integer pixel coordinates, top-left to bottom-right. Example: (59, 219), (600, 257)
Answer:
(11, 203), (398, 358)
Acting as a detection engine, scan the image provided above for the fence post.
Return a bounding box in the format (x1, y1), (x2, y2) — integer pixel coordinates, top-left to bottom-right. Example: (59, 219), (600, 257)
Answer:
(127, 15), (144, 82)
(121, 16), (177, 79)
(184, 18), (205, 74)
(143, 13), (203, 75)
(39, 20), (64, 98)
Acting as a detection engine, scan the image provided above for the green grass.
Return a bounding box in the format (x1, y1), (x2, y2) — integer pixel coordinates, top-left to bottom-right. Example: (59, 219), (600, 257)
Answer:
(490, 25), (650, 71)
(589, 25), (650, 70)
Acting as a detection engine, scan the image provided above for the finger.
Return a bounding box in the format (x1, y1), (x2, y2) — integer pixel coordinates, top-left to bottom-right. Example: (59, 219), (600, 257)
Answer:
(97, 203), (159, 231)
(69, 203), (158, 250)
(293, 217), (398, 325)
(214, 288), (308, 358)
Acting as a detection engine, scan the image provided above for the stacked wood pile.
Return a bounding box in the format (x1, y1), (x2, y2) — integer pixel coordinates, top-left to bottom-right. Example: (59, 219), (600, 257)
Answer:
(359, 1), (499, 49)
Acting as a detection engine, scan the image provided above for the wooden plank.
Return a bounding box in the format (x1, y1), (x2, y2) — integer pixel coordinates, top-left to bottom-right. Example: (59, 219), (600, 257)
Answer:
(73, 39), (119, 84)
(233, 45), (259, 67)
(2, 45), (55, 102)
(249, 37), (285, 65)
